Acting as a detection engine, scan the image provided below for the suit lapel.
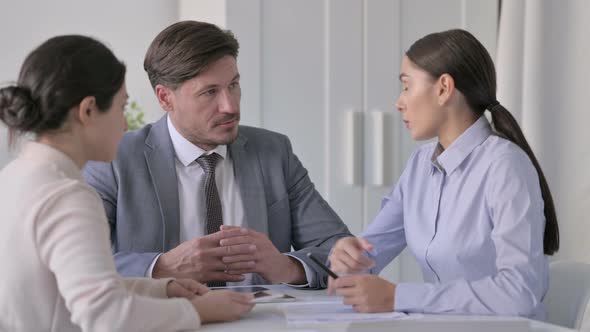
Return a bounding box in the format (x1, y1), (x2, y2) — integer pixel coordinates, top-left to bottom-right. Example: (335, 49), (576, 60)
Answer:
(144, 116), (180, 251)
(229, 132), (268, 235)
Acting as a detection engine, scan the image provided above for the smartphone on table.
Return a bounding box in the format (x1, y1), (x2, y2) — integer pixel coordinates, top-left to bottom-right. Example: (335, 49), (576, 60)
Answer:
(211, 285), (296, 303)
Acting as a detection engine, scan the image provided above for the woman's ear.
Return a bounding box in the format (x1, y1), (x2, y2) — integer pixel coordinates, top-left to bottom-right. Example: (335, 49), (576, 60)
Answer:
(437, 73), (455, 106)
(75, 96), (97, 126)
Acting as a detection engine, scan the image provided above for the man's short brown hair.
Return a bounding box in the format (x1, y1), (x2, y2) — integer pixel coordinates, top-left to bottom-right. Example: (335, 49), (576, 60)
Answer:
(144, 20), (239, 89)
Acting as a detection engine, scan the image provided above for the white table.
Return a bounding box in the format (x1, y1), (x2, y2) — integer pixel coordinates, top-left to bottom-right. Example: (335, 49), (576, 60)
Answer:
(199, 285), (575, 332)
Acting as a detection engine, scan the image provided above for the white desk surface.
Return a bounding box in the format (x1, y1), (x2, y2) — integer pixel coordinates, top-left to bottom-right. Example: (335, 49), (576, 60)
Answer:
(198, 285), (575, 332)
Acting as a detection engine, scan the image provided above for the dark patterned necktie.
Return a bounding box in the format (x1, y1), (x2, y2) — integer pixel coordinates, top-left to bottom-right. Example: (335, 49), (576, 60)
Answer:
(196, 153), (226, 287)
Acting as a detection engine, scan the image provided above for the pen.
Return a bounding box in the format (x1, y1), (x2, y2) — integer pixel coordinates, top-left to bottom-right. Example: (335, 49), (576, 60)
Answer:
(307, 252), (339, 279)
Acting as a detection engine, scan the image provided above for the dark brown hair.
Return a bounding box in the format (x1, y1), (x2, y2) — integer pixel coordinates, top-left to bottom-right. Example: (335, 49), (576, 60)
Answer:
(406, 29), (559, 255)
(144, 20), (239, 89)
(0, 35), (126, 145)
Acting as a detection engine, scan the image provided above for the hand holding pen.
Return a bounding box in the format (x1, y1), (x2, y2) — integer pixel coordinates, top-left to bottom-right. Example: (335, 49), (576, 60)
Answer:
(324, 238), (395, 313)
(324, 237), (375, 294)
(328, 237), (375, 273)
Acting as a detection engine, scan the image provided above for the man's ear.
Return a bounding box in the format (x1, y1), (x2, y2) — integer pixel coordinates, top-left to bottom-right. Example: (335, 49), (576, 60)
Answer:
(155, 84), (175, 112)
(75, 96), (97, 126)
(437, 73), (455, 106)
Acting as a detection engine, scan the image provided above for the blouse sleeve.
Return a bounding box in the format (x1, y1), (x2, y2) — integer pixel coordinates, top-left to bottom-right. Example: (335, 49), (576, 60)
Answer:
(35, 182), (201, 332)
(122, 278), (172, 298)
(360, 151), (419, 274)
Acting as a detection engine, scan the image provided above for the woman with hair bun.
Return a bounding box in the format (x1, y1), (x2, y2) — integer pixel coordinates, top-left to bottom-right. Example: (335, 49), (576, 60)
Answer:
(0, 35), (253, 332)
(328, 29), (558, 320)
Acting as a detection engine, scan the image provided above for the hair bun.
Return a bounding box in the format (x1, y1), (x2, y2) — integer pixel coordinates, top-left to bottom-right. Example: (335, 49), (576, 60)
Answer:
(0, 85), (42, 132)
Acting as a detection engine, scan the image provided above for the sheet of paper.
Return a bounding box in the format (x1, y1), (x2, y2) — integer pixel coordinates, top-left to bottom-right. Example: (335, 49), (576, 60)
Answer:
(281, 302), (409, 324)
(251, 292), (297, 303)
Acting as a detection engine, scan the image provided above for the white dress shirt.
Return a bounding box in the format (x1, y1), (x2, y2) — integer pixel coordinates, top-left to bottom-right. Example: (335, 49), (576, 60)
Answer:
(168, 118), (246, 242)
(148, 117), (313, 286)
(147, 117), (246, 281)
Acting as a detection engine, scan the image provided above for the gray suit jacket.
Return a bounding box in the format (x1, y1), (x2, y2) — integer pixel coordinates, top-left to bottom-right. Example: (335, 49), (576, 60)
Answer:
(84, 116), (351, 288)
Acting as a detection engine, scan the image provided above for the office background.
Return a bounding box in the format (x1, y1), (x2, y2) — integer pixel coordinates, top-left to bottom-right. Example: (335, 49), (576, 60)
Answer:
(1, 0), (589, 283)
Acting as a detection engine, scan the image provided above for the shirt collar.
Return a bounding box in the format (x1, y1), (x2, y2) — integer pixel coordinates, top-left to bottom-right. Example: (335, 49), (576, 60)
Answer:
(167, 115), (227, 167)
(431, 115), (493, 175)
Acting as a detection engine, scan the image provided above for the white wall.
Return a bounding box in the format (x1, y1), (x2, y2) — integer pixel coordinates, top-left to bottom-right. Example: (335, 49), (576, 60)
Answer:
(179, 0), (227, 27)
(0, 0), (179, 167)
(189, 0), (498, 283)
(497, 0), (590, 263)
(559, 0), (590, 263)
(3, 0), (585, 268)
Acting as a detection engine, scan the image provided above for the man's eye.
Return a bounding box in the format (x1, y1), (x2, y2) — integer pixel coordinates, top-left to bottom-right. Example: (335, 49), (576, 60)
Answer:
(203, 89), (216, 96)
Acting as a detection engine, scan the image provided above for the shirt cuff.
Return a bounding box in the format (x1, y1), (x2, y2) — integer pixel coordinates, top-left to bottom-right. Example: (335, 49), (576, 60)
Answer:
(146, 253), (162, 277)
(282, 253), (311, 288)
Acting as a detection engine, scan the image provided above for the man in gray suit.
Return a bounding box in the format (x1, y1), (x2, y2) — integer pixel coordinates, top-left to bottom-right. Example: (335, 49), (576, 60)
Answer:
(84, 21), (351, 289)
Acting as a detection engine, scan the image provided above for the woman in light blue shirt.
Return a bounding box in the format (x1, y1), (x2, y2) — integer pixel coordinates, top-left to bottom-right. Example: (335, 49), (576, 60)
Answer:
(328, 29), (559, 320)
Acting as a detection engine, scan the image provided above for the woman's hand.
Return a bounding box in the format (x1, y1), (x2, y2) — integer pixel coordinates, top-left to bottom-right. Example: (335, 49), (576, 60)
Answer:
(166, 279), (209, 299)
(328, 237), (375, 273)
(191, 290), (255, 323)
(327, 237), (375, 294)
(331, 274), (396, 313)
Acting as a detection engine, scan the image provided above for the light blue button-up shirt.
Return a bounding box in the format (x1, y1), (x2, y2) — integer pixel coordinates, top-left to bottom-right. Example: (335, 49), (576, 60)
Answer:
(363, 116), (548, 319)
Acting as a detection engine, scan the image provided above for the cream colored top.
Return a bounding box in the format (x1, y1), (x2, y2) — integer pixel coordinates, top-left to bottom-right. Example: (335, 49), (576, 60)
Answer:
(0, 142), (200, 332)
